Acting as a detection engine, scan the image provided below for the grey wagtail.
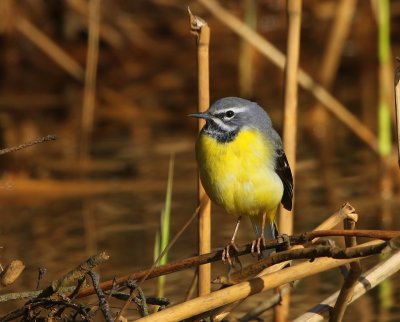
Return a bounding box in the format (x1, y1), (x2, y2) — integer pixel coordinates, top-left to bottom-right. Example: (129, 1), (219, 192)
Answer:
(190, 97), (293, 263)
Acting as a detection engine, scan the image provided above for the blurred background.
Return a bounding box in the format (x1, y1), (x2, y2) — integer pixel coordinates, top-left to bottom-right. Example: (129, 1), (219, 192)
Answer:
(1, 0), (400, 320)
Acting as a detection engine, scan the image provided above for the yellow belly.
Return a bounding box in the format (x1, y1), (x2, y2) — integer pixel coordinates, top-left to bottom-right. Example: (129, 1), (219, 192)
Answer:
(196, 129), (283, 219)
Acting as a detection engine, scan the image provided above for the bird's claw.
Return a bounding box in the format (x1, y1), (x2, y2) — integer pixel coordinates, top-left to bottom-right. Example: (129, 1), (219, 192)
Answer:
(222, 241), (240, 266)
(251, 236), (266, 257)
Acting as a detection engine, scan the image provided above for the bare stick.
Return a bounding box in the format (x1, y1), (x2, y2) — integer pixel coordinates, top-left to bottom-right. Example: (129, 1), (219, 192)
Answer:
(276, 1), (302, 321)
(36, 251), (109, 298)
(89, 271), (113, 322)
(197, 0), (378, 152)
(329, 217), (362, 322)
(0, 135), (56, 156)
(189, 7), (212, 296)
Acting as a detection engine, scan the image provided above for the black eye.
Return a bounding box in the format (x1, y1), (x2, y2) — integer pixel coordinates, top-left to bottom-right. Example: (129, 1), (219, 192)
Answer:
(225, 110), (234, 118)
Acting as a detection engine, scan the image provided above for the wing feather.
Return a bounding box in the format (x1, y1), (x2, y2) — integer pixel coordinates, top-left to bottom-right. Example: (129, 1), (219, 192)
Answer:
(275, 149), (293, 210)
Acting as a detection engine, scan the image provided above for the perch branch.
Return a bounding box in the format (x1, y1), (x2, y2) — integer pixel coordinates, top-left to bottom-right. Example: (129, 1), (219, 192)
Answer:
(135, 240), (386, 322)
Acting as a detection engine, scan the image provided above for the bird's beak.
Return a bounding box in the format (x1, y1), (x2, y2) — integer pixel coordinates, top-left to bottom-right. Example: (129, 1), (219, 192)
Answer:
(188, 111), (212, 120)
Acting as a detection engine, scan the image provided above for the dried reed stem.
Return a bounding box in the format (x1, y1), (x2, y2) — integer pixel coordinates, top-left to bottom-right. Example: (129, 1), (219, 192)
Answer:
(276, 1), (302, 321)
(197, 0), (378, 152)
(396, 57), (400, 166)
(189, 8), (212, 296)
(292, 250), (400, 322)
(80, 0), (101, 162)
(329, 217), (362, 322)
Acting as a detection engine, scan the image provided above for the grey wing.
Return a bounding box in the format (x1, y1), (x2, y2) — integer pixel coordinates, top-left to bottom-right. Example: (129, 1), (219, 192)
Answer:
(275, 149), (293, 210)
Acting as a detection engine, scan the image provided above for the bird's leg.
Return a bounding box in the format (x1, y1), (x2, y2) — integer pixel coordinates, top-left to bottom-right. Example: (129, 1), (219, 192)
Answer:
(251, 212), (267, 257)
(222, 216), (241, 266)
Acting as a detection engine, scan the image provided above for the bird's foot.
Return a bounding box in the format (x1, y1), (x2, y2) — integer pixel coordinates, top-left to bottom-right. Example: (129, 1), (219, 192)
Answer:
(222, 241), (240, 267)
(251, 236), (266, 258)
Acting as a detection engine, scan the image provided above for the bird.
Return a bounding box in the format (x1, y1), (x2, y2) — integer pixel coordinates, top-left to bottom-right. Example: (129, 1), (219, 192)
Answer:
(189, 97), (293, 263)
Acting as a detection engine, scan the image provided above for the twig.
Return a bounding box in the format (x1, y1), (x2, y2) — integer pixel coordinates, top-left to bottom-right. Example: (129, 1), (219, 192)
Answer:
(329, 218), (362, 322)
(111, 292), (170, 307)
(0, 135), (56, 156)
(36, 251), (109, 298)
(89, 271), (113, 322)
(292, 250), (400, 322)
(188, 7), (212, 297)
(136, 285), (149, 316)
(0, 287), (76, 303)
(36, 267), (47, 290)
(197, 0), (378, 152)
(0, 298), (90, 322)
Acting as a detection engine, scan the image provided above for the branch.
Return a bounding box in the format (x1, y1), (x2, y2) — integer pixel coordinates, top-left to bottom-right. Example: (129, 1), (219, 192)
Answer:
(35, 251), (109, 299)
(214, 239), (396, 285)
(0, 135), (56, 155)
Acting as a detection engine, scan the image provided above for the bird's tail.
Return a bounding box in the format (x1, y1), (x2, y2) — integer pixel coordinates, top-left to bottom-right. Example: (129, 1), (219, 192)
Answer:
(251, 217), (279, 258)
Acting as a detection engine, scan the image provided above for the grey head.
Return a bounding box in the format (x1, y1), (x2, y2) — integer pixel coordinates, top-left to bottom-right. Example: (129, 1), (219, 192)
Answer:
(189, 97), (282, 147)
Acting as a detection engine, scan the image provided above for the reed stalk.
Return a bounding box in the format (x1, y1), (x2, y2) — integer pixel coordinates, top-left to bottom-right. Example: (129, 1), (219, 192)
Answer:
(188, 8), (212, 296)
(276, 1), (302, 321)
(155, 155), (174, 299)
(239, 0), (256, 98)
(376, 0), (394, 311)
(396, 58), (400, 165)
(292, 250), (400, 322)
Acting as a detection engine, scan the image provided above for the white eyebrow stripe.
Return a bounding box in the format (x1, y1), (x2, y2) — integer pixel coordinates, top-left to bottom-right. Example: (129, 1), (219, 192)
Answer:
(211, 117), (236, 131)
(216, 106), (248, 114)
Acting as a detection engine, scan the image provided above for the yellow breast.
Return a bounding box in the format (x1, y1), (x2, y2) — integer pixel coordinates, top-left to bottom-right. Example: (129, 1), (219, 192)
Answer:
(196, 128), (283, 217)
